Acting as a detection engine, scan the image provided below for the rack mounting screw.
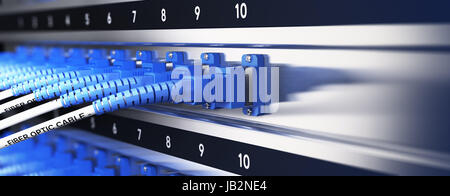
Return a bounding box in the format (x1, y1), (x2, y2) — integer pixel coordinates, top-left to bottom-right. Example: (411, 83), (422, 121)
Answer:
(168, 52), (173, 59)
(247, 108), (253, 116)
(245, 55), (252, 63)
(203, 54), (209, 61)
(138, 51), (142, 57)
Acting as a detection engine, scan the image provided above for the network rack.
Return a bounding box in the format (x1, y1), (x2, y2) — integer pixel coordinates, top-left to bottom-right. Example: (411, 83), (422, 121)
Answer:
(0, 0), (450, 179)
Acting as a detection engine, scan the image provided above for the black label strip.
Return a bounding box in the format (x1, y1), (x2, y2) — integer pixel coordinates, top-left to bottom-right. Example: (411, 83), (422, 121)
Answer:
(0, 0), (450, 31)
(76, 114), (383, 176)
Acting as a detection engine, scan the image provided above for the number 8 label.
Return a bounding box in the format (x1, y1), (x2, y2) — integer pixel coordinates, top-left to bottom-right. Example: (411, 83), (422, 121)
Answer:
(161, 8), (167, 22)
(166, 136), (171, 149)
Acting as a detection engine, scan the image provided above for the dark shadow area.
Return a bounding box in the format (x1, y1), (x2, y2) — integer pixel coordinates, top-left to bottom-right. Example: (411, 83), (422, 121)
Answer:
(279, 65), (360, 102)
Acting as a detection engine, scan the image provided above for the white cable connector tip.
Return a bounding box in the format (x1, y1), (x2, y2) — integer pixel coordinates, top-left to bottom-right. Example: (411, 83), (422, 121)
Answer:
(0, 105), (96, 149)
(0, 89), (14, 102)
(0, 99), (63, 131)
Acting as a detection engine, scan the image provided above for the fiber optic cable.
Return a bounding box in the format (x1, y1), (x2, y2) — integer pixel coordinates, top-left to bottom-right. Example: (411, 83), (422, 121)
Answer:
(0, 80), (177, 149)
(0, 49), (112, 114)
(0, 76), (153, 130)
(0, 50), (167, 129)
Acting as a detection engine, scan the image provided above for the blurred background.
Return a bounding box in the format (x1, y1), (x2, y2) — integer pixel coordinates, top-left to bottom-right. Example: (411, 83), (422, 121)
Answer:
(0, 0), (450, 176)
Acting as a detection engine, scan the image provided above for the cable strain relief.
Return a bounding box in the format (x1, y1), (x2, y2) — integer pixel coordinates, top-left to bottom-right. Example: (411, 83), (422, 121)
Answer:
(93, 80), (175, 115)
(34, 89), (43, 102)
(11, 84), (22, 96)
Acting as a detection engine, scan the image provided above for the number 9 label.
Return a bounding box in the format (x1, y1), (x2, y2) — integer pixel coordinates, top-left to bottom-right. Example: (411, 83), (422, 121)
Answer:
(199, 143), (205, 157)
(194, 6), (201, 21)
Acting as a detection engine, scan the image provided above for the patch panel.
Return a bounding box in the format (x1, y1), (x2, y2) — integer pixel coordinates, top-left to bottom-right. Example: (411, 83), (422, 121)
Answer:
(0, 45), (282, 177)
(0, 47), (272, 132)
(0, 42), (448, 176)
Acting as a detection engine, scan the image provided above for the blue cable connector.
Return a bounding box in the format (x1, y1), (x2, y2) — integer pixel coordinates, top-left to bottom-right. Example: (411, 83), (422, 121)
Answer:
(164, 51), (205, 106)
(0, 47), (79, 90)
(241, 54), (272, 116)
(0, 47), (51, 75)
(11, 49), (111, 96)
(201, 52), (243, 110)
(47, 50), (169, 108)
(0, 47), (274, 119)
(31, 49), (137, 102)
(55, 50), (174, 109)
(0, 46), (43, 74)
